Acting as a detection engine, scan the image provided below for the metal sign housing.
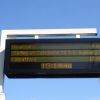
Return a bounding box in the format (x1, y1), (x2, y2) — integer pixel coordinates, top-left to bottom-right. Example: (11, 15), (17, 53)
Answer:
(4, 38), (100, 78)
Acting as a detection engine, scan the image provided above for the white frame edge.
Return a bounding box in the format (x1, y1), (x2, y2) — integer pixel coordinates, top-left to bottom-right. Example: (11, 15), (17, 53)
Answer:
(0, 28), (97, 100)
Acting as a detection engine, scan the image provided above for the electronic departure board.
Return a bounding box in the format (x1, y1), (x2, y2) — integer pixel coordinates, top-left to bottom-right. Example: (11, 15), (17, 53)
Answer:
(4, 38), (100, 78)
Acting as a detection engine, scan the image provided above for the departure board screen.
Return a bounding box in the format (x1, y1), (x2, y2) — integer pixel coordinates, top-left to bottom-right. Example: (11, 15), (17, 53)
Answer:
(4, 38), (100, 78)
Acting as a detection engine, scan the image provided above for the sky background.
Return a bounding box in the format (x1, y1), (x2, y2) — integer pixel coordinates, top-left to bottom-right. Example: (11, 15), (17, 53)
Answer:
(0, 0), (100, 100)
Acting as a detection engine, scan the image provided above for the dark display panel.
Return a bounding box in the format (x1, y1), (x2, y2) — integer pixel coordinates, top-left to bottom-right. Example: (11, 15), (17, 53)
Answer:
(4, 38), (100, 78)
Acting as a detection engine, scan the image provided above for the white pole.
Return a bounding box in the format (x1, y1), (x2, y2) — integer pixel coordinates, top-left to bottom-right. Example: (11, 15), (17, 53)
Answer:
(0, 31), (6, 100)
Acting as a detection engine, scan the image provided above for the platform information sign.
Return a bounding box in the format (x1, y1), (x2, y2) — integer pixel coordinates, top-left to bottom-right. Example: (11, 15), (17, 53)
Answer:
(4, 38), (100, 78)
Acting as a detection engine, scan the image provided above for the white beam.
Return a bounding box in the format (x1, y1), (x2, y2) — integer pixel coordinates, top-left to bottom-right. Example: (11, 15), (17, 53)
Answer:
(2, 28), (97, 37)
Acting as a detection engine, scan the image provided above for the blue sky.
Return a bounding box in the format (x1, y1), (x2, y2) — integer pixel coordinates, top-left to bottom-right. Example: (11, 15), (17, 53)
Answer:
(0, 0), (100, 100)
